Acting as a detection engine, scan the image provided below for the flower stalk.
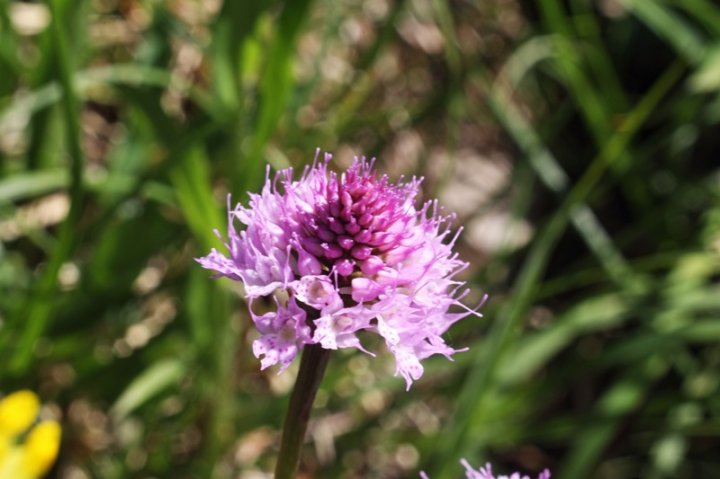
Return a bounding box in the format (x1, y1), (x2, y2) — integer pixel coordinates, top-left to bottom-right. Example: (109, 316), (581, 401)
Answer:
(197, 151), (483, 474)
(274, 344), (331, 479)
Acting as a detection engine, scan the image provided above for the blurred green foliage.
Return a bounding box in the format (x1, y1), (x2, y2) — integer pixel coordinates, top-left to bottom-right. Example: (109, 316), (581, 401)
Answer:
(0, 0), (719, 478)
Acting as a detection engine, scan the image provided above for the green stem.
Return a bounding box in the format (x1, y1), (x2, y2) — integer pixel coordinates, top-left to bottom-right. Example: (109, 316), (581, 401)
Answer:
(274, 344), (331, 479)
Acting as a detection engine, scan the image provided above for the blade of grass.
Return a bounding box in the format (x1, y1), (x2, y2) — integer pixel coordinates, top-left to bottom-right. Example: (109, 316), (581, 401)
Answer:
(168, 142), (238, 477)
(487, 71), (636, 289)
(558, 356), (669, 478)
(568, 0), (629, 110)
(0, 169), (68, 203)
(432, 59), (685, 477)
(169, 145), (224, 252)
(620, 0), (707, 65)
(243, 0), (315, 191)
(6, 0), (86, 375)
(538, 0), (615, 141)
(0, 64), (220, 132)
(0, 0), (21, 94)
(318, 0), (406, 139)
(111, 359), (187, 421)
(431, 0), (461, 74)
(209, 2), (265, 113)
(497, 293), (630, 385)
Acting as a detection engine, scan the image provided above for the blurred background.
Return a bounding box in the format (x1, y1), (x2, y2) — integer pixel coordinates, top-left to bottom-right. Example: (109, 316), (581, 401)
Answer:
(1, 0), (719, 478)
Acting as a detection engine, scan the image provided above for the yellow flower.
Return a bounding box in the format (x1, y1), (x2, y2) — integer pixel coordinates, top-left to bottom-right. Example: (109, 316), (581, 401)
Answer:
(0, 390), (61, 479)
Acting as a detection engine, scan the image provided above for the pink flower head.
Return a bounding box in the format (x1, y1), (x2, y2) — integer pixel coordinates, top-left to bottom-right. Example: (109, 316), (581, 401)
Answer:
(461, 460), (551, 479)
(420, 461), (551, 479)
(197, 150), (483, 386)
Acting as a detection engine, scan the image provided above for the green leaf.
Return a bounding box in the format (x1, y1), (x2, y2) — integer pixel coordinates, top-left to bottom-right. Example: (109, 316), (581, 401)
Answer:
(0, 169), (68, 203)
(169, 145), (224, 252)
(111, 358), (187, 420)
(498, 294), (629, 385)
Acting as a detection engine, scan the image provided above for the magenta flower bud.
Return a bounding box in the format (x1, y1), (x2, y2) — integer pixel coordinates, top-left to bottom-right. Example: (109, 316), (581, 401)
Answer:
(345, 222), (361, 235)
(337, 235), (354, 250)
(196, 151), (483, 386)
(328, 217), (345, 235)
(317, 227), (335, 242)
(322, 243), (344, 259)
(354, 229), (372, 243)
(335, 258), (355, 277)
(360, 256), (385, 275)
(340, 207), (353, 222)
(358, 213), (373, 227)
(303, 238), (325, 257)
(351, 245), (373, 260)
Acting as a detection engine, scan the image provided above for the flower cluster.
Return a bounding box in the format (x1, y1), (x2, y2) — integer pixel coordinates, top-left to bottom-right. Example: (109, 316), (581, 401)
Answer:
(421, 460), (551, 479)
(0, 390), (61, 479)
(198, 151), (482, 388)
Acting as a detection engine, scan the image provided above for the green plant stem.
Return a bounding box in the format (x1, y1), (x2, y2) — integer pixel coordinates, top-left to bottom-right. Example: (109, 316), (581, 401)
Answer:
(275, 344), (331, 479)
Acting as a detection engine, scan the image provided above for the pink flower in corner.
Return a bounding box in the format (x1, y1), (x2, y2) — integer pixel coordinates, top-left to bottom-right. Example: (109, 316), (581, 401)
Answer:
(460, 460), (551, 479)
(197, 150), (483, 387)
(420, 460), (551, 479)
